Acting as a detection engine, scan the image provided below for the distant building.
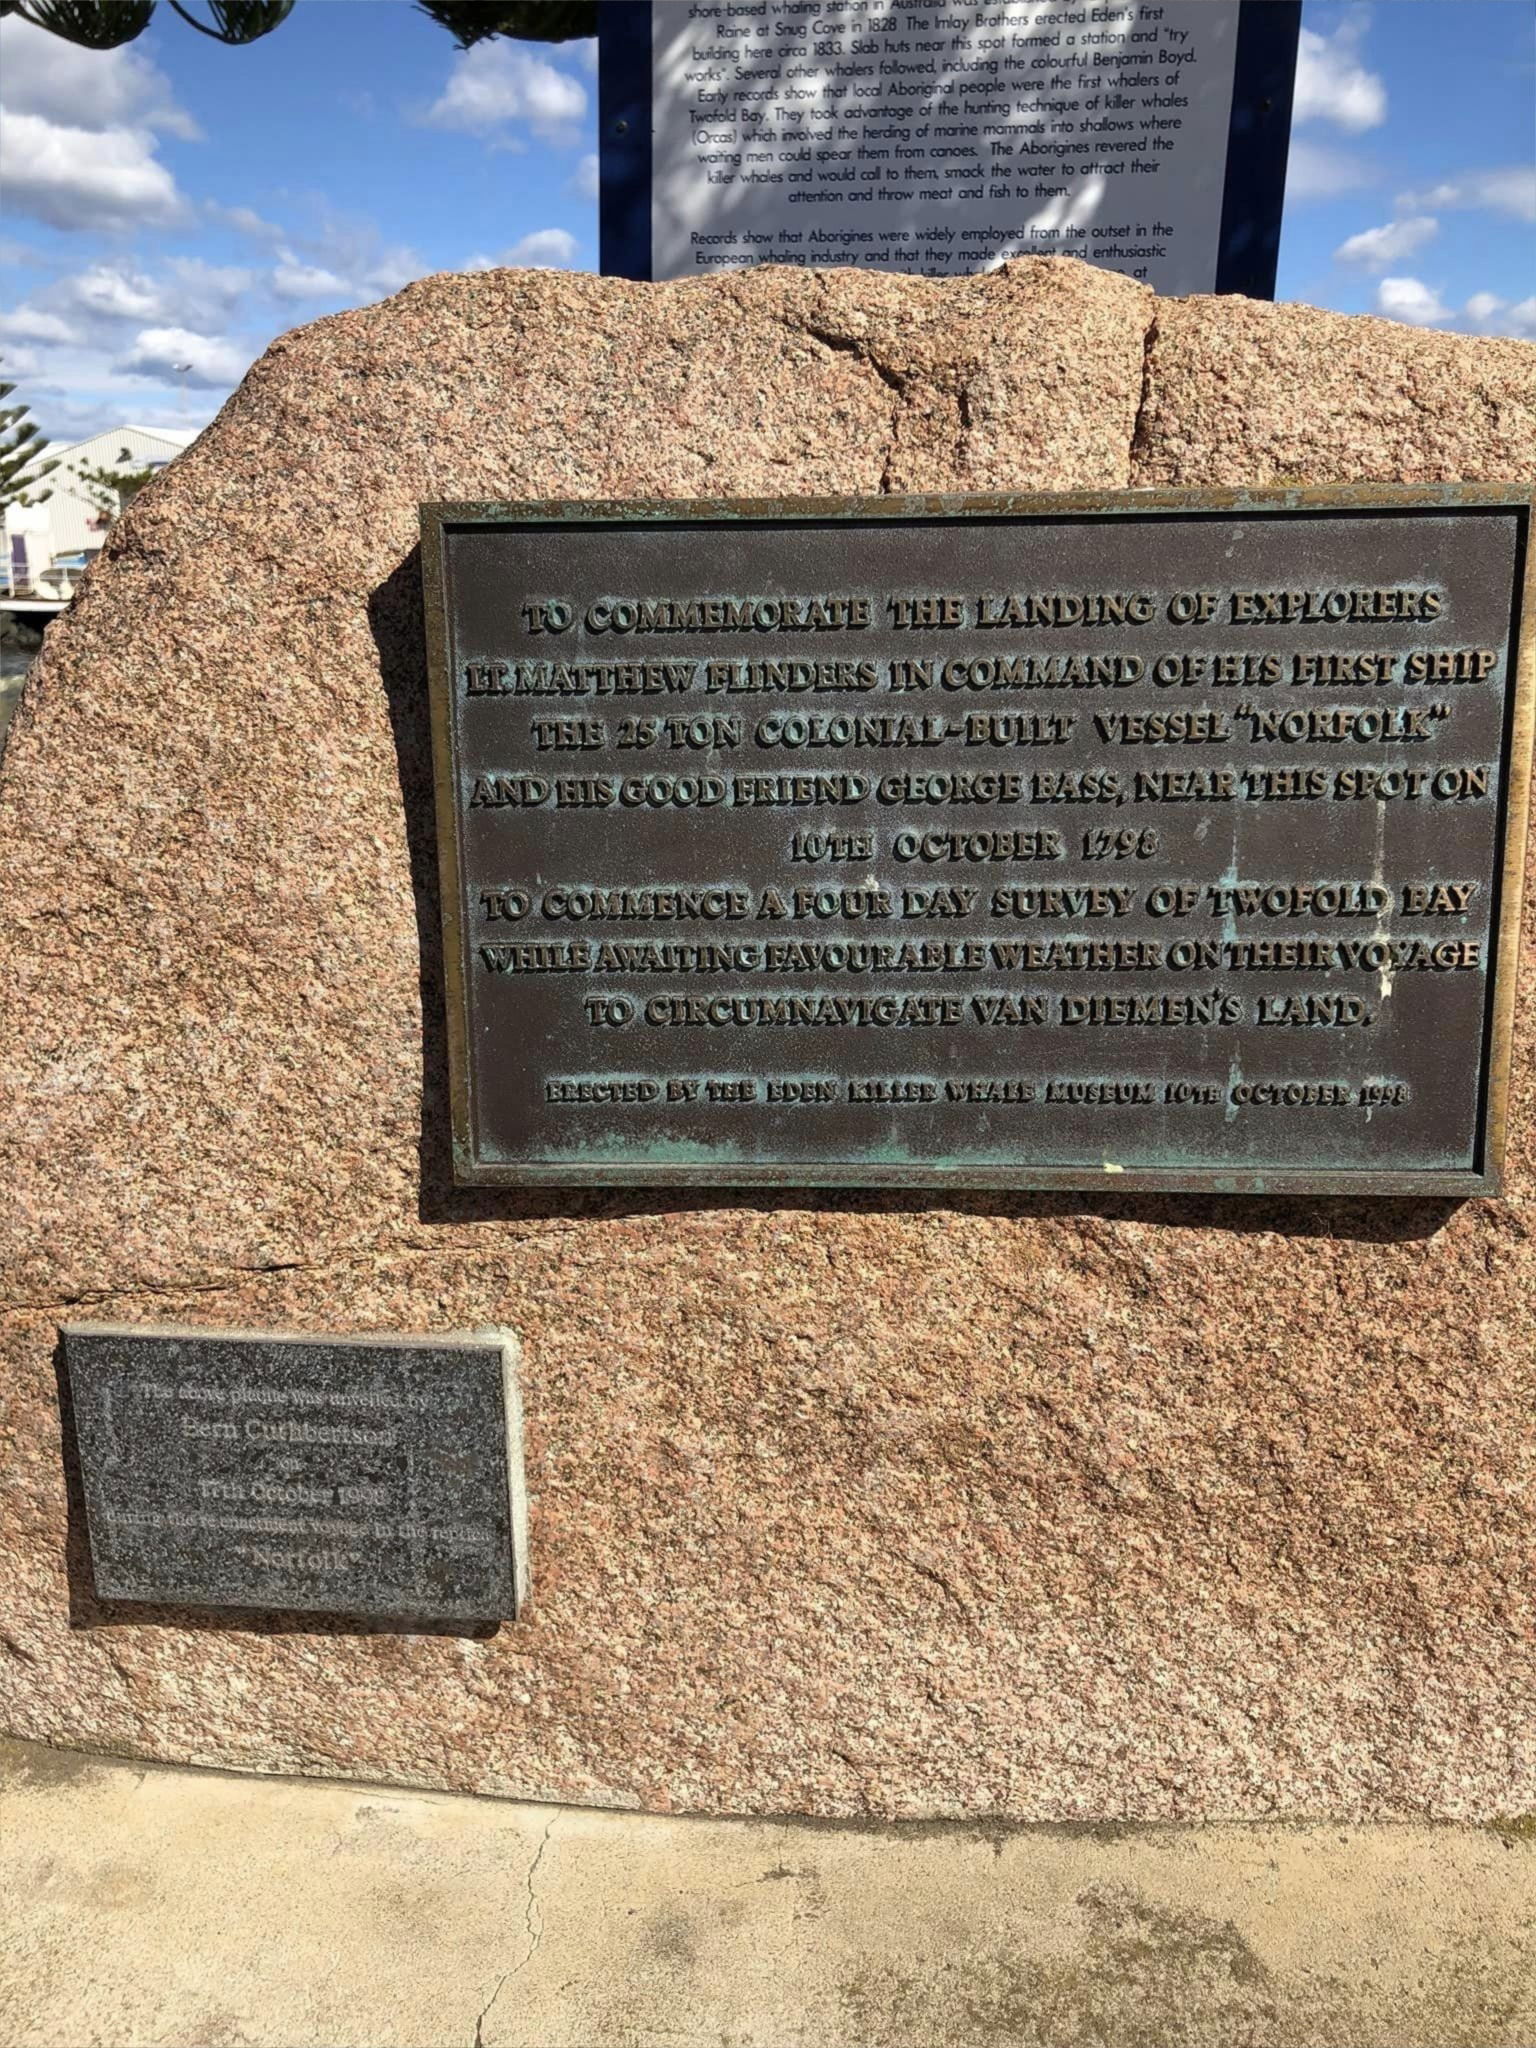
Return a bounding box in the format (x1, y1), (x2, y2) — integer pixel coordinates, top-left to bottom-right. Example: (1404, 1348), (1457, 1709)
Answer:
(4, 425), (198, 596)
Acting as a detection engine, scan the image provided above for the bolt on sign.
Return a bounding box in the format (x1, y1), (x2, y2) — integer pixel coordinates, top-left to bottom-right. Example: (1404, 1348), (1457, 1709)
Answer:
(421, 488), (1534, 1195)
(598, 1), (1300, 296)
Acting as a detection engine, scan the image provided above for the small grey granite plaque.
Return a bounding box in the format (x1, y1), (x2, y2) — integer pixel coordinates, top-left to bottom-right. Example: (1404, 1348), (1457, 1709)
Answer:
(62, 1324), (528, 1624)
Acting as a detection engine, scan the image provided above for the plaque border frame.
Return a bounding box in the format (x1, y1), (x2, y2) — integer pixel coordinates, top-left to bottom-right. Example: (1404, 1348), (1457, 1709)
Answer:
(420, 484), (1534, 1198)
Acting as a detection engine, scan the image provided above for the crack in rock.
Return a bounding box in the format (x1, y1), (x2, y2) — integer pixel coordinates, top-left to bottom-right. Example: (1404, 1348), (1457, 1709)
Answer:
(794, 318), (909, 494)
(3, 1219), (600, 1324)
(1129, 309), (1162, 478)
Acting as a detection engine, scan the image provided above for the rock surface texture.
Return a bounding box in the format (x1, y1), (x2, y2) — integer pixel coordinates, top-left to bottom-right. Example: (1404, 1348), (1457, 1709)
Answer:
(2, 260), (1534, 1821)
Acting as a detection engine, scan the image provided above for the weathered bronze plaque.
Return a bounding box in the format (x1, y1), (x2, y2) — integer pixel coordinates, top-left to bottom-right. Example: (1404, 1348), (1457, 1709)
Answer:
(64, 1325), (529, 1622)
(422, 489), (1533, 1195)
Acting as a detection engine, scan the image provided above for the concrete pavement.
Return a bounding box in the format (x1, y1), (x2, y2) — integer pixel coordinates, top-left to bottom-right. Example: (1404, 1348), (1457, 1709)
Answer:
(2, 1738), (1532, 2047)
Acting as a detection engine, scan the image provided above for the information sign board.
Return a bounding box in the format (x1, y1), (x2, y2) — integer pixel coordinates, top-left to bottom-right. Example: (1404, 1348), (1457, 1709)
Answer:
(600, 0), (1299, 294)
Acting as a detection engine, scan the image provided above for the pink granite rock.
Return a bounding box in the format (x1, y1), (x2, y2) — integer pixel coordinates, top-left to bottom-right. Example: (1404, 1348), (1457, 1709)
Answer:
(1, 260), (1533, 1822)
(1134, 292), (1536, 488)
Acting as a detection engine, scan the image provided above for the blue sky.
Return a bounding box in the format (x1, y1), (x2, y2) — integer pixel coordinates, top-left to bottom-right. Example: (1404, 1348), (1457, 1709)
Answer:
(0, 1), (1531, 444)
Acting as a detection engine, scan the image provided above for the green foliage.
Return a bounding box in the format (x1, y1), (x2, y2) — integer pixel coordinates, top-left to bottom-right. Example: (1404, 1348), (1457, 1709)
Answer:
(0, 0), (592, 47)
(70, 447), (160, 528)
(165, 0), (295, 43)
(0, 1), (158, 48)
(415, 2), (596, 47)
(0, 381), (58, 517)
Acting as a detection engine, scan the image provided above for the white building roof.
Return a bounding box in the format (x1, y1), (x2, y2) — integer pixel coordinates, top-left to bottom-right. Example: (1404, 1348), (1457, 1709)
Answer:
(120, 425), (199, 447)
(39, 424), (198, 462)
(4, 424), (198, 564)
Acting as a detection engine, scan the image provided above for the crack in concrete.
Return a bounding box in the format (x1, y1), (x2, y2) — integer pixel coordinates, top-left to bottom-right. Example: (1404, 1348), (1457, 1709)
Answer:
(470, 1814), (557, 2047)
(471, 1967), (511, 2048)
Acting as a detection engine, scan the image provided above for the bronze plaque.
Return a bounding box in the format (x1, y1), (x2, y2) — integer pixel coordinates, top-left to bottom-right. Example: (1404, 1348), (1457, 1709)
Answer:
(422, 489), (1533, 1194)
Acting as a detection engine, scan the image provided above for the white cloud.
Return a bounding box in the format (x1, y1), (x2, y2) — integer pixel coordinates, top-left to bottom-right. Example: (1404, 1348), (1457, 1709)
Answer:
(464, 230), (581, 273)
(573, 152), (600, 200)
(168, 259), (253, 311)
(1335, 216), (1438, 271)
(422, 43), (587, 140)
(258, 211), (428, 302)
(0, 111), (186, 231)
(1375, 277), (1452, 329)
(59, 264), (163, 321)
(361, 247), (429, 296)
(1293, 18), (1386, 133)
(0, 251), (261, 436)
(207, 202), (285, 244)
(1285, 137), (1376, 202)
(0, 307), (79, 345)
(0, 15), (195, 234)
(42, 259), (249, 332)
(1463, 292), (1536, 339)
(118, 326), (251, 389)
(570, 37), (598, 74)
(1396, 167), (1536, 224)
(271, 257), (351, 302)
(504, 228), (580, 269)
(1371, 270), (1536, 340)
(13, 388), (221, 445)
(0, 14), (198, 137)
